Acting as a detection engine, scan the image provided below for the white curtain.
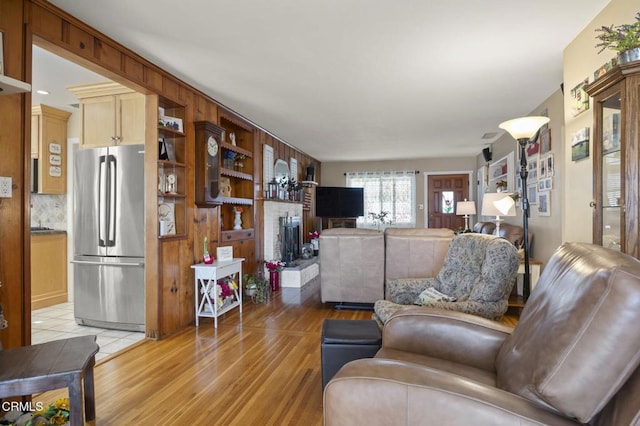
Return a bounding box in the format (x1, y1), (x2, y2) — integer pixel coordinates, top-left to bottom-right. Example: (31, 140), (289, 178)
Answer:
(346, 171), (416, 229)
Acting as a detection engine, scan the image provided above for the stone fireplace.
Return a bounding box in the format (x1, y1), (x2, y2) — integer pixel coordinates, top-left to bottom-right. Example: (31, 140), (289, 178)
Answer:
(263, 201), (319, 288)
(279, 216), (302, 263)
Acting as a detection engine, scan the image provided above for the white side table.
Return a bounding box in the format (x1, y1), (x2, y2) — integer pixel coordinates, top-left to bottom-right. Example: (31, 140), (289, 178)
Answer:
(191, 258), (244, 328)
(516, 259), (543, 295)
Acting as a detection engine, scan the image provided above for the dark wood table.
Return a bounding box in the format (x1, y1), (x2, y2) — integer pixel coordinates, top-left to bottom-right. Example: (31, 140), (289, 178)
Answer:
(0, 335), (99, 425)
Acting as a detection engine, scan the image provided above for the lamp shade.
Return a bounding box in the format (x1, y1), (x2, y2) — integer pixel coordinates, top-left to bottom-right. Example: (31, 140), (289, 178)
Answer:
(482, 193), (516, 217)
(499, 116), (550, 140)
(494, 195), (516, 216)
(456, 200), (476, 216)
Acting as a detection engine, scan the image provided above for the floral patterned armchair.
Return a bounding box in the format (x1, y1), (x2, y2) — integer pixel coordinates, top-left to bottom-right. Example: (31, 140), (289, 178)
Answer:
(374, 233), (520, 324)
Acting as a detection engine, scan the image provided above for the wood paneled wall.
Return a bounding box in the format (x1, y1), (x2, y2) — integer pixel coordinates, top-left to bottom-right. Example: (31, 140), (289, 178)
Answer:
(0, 0), (31, 350)
(0, 0), (321, 344)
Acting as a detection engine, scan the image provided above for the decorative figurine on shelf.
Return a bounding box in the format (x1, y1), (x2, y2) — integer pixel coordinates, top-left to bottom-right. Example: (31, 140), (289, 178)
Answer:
(203, 237), (214, 264)
(229, 132), (236, 146)
(220, 177), (231, 197)
(233, 206), (243, 230)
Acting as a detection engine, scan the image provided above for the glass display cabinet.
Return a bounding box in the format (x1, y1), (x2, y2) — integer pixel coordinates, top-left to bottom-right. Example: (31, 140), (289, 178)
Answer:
(585, 61), (640, 257)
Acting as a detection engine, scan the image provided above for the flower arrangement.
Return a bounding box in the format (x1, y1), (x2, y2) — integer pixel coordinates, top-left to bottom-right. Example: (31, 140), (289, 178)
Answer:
(203, 277), (238, 308)
(368, 211), (392, 225)
(31, 398), (70, 425)
(308, 230), (320, 240)
(233, 206), (243, 213)
(595, 11), (640, 53)
(265, 260), (285, 272)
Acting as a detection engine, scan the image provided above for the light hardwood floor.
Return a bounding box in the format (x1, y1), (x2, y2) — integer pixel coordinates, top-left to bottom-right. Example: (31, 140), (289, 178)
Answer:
(35, 279), (518, 425)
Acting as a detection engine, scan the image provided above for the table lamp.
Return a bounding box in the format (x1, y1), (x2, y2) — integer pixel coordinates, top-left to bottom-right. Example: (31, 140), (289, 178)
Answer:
(456, 199), (476, 232)
(481, 193), (516, 235)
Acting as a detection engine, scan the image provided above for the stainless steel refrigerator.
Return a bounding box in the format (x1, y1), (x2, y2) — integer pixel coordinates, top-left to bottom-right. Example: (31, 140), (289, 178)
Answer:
(72, 144), (145, 332)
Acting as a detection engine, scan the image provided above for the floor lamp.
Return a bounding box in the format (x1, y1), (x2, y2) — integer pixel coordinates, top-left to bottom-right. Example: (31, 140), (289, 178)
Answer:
(456, 199), (476, 232)
(499, 116), (550, 301)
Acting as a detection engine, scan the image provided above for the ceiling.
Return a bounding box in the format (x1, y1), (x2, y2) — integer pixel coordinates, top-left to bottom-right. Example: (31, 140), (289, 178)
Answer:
(35, 0), (611, 162)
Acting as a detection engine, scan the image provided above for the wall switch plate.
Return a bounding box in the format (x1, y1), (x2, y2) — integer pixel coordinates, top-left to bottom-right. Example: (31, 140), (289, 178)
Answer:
(0, 177), (12, 198)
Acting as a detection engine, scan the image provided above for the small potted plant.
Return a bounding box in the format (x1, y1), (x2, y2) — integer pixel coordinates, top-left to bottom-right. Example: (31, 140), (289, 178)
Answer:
(243, 273), (269, 303)
(595, 11), (640, 63)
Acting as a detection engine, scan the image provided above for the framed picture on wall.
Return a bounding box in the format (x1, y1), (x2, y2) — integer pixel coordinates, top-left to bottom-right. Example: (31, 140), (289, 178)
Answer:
(540, 129), (551, 154)
(538, 193), (550, 216)
(571, 127), (590, 161)
(570, 77), (590, 117)
(527, 184), (538, 205)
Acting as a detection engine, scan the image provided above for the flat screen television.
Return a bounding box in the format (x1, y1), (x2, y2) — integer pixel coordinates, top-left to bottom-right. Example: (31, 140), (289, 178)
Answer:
(315, 186), (364, 218)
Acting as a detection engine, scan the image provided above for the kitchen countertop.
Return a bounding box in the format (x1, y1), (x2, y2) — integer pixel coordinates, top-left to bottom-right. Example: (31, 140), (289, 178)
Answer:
(30, 228), (67, 235)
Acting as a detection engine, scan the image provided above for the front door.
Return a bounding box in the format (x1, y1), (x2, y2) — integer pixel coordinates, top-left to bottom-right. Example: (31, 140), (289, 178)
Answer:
(427, 174), (470, 230)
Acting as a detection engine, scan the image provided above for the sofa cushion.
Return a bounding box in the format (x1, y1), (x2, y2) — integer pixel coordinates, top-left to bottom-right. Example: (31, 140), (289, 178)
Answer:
(496, 243), (640, 423)
(320, 228), (385, 303)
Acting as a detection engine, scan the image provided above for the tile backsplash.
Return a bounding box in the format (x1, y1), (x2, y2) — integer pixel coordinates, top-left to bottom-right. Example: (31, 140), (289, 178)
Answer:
(31, 194), (67, 230)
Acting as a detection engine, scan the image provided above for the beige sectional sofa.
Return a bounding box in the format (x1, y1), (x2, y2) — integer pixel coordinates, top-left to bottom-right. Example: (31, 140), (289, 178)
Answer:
(319, 227), (454, 304)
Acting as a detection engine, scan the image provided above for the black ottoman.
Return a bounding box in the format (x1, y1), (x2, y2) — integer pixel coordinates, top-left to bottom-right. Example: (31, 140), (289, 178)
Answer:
(321, 319), (382, 389)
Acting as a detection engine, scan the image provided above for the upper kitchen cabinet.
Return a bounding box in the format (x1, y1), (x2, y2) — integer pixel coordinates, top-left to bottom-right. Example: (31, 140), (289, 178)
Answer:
(68, 82), (145, 147)
(31, 105), (71, 194)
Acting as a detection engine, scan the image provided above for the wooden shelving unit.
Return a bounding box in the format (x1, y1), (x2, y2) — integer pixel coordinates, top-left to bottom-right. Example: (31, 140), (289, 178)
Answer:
(157, 98), (187, 239)
(217, 110), (257, 274)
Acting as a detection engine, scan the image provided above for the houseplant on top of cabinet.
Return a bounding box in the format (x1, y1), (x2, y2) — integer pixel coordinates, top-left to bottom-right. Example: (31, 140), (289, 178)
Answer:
(596, 11), (640, 64)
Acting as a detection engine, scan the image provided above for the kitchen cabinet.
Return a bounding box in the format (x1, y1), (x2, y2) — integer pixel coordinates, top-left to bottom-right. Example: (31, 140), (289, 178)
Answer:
(68, 82), (145, 147)
(31, 105), (71, 194)
(31, 232), (67, 310)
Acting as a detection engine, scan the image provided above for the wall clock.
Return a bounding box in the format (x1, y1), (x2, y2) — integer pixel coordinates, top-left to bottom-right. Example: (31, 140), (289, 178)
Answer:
(195, 121), (225, 207)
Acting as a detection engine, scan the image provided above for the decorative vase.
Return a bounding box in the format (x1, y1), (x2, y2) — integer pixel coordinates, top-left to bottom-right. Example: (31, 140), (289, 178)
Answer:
(310, 238), (319, 256)
(619, 47), (640, 64)
(269, 271), (280, 292)
(233, 211), (242, 230)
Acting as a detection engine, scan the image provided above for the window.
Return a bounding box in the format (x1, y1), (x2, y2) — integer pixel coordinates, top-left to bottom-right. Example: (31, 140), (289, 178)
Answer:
(346, 171), (416, 229)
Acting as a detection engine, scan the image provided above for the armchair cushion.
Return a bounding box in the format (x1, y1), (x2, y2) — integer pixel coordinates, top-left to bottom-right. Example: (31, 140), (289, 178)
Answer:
(374, 233), (520, 323)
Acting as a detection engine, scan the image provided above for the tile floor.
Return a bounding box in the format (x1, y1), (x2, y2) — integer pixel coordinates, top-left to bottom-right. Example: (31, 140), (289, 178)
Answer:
(32, 302), (146, 361)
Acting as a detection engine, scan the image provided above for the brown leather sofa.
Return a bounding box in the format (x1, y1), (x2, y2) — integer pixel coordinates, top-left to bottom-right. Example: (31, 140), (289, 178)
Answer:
(474, 221), (532, 253)
(324, 242), (640, 425)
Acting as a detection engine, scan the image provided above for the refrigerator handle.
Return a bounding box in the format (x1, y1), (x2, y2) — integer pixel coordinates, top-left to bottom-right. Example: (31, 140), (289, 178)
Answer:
(107, 155), (117, 247)
(98, 155), (107, 247)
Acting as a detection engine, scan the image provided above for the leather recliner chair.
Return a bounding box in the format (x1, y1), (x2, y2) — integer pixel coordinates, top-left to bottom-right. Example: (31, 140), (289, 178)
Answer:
(324, 242), (640, 425)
